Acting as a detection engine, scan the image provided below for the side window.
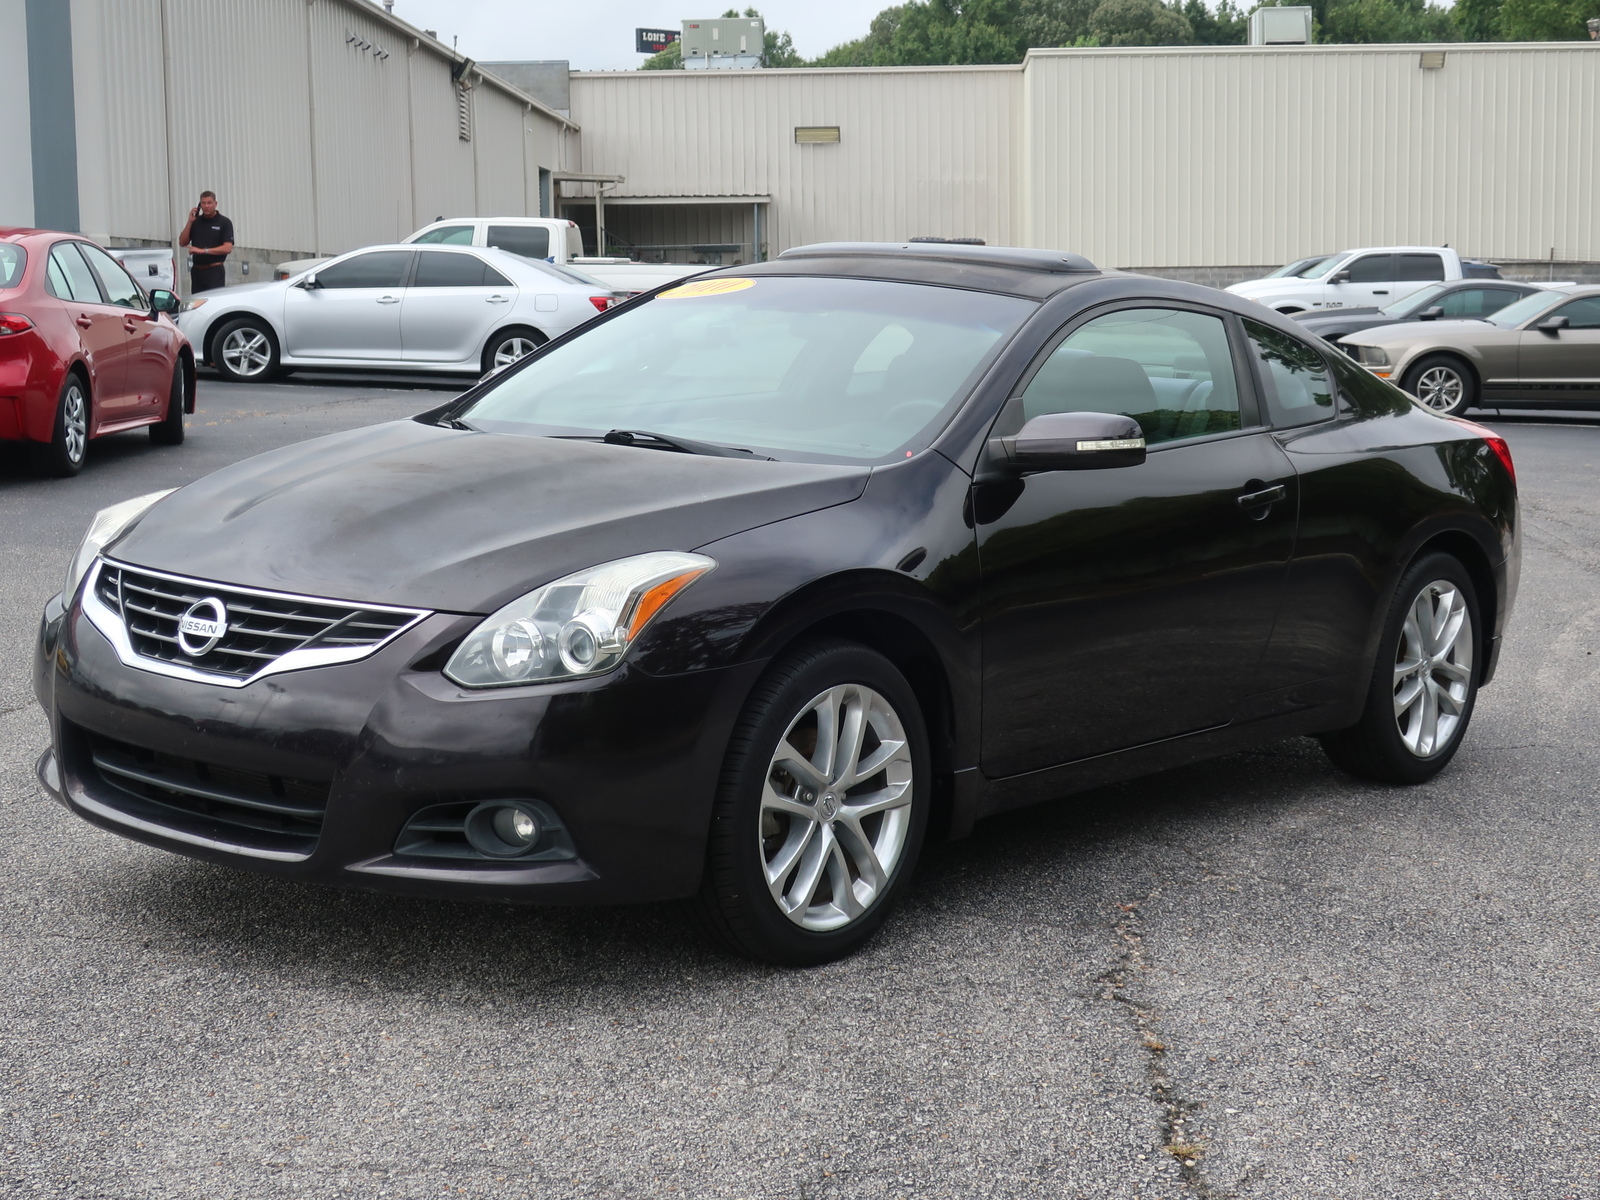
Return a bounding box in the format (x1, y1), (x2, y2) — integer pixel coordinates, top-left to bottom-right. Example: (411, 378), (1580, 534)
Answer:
(1396, 253), (1446, 282)
(1344, 255), (1395, 284)
(487, 225), (551, 260)
(78, 242), (145, 308)
(412, 225), (474, 245)
(1478, 288), (1522, 317)
(1244, 320), (1336, 428)
(315, 251), (413, 289)
(1019, 307), (1243, 446)
(482, 263), (512, 288)
(413, 251), (492, 288)
(1437, 289), (1487, 319)
(49, 243), (105, 304)
(1552, 297), (1600, 329)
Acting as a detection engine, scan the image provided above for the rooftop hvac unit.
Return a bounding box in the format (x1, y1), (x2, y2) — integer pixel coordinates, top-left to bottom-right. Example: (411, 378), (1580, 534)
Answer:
(681, 17), (764, 69)
(1249, 6), (1312, 44)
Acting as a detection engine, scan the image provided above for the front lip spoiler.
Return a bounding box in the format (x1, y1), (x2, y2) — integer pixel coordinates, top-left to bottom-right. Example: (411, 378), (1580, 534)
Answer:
(35, 747), (62, 804)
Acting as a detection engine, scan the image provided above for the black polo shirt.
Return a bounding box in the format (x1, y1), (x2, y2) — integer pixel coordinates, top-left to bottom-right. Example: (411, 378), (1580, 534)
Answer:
(189, 211), (234, 265)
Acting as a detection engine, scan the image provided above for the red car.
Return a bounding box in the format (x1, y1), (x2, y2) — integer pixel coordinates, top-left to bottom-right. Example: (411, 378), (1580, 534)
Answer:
(0, 227), (194, 477)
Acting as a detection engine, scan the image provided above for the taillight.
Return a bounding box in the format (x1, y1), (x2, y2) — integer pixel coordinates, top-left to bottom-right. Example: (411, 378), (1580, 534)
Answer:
(588, 295), (613, 313)
(0, 313), (33, 336)
(1449, 417), (1515, 485)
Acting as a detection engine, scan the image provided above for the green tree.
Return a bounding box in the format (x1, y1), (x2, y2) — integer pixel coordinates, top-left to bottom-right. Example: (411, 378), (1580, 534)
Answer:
(1088, 0), (1195, 44)
(1452, 0), (1505, 38)
(1181, 0), (1248, 42)
(813, 0), (1030, 66)
(1017, 0), (1104, 44)
(1498, 0), (1599, 37)
(641, 40), (681, 69)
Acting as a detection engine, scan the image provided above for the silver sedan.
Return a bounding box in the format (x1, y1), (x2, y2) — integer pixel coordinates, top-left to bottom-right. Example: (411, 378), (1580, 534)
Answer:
(176, 245), (618, 383)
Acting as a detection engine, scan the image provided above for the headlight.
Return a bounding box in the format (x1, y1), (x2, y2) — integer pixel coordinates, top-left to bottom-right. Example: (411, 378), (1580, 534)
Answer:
(444, 551), (715, 688)
(62, 490), (177, 601)
(1354, 344), (1390, 368)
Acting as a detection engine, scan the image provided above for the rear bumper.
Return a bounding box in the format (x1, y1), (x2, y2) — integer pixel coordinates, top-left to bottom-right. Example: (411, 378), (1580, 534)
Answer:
(36, 588), (763, 905)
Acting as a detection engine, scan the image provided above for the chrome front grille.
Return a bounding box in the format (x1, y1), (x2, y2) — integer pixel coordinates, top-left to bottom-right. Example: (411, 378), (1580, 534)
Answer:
(89, 560), (429, 686)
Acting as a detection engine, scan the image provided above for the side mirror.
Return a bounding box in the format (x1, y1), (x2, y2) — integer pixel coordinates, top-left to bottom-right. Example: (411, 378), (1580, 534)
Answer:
(1329, 270), (1351, 284)
(1418, 306), (1445, 321)
(1536, 315), (1570, 333)
(300, 273), (320, 289)
(148, 289), (180, 315)
(991, 411), (1146, 473)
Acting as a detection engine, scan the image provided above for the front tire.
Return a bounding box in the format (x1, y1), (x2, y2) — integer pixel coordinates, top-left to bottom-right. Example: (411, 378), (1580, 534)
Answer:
(1401, 354), (1477, 417)
(149, 362), (186, 445)
(1319, 553), (1480, 784)
(696, 640), (930, 966)
(211, 318), (279, 383)
(29, 373), (89, 477)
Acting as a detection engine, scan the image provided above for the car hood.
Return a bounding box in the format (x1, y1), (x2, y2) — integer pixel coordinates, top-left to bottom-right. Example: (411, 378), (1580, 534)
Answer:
(1226, 277), (1322, 298)
(1345, 318), (1492, 347)
(110, 419), (870, 613)
(1297, 311), (1390, 336)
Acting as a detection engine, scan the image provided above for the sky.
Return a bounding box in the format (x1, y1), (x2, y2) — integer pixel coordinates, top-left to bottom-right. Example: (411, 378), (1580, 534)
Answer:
(386, 1), (886, 71)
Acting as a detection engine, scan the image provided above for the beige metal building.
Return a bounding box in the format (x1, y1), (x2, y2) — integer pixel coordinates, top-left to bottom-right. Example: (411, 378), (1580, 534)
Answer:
(5, 0), (573, 287)
(568, 43), (1600, 278)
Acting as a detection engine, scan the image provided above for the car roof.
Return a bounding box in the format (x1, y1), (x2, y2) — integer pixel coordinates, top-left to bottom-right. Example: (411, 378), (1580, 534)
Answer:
(731, 241), (1106, 301)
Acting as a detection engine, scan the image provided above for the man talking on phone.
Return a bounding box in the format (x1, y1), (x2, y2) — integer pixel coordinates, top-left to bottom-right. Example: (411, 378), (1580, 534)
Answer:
(178, 191), (234, 294)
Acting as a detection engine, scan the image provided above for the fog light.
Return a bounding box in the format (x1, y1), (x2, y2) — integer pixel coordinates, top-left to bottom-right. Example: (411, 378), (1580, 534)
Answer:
(464, 800), (543, 858)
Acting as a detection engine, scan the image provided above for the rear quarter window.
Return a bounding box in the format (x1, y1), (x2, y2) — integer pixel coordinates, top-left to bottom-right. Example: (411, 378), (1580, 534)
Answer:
(0, 244), (25, 288)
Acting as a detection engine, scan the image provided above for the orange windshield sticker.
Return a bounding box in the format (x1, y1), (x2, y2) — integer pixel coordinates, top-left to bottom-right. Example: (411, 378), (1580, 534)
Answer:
(659, 277), (756, 299)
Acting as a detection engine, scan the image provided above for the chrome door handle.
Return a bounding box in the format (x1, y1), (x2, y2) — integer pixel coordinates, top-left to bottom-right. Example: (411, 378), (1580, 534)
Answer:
(377, 295), (400, 304)
(486, 294), (510, 304)
(1237, 484), (1286, 508)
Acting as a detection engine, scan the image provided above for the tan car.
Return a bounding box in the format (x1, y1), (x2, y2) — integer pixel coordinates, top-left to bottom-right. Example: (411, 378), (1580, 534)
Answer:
(1341, 284), (1600, 415)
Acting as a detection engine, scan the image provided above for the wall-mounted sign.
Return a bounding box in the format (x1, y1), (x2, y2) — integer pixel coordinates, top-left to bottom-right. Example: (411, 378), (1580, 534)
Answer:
(636, 28), (680, 54)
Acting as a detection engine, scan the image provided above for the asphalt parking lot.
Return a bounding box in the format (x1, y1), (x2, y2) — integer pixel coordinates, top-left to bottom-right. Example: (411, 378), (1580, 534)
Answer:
(2, 376), (1597, 1199)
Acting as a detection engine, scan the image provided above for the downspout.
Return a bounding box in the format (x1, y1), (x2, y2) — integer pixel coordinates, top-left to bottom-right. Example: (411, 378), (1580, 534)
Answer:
(158, 0), (181, 293)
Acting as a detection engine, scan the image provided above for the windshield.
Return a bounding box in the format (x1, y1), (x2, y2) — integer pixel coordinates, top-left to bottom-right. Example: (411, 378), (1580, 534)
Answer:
(459, 275), (1035, 463)
(1382, 282), (1451, 317)
(0, 244), (24, 288)
(1269, 255), (1332, 279)
(1488, 290), (1566, 328)
(1284, 255), (1341, 280)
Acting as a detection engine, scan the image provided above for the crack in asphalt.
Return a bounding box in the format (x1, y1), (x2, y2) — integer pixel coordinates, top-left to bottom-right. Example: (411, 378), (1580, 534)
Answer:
(1096, 890), (1226, 1199)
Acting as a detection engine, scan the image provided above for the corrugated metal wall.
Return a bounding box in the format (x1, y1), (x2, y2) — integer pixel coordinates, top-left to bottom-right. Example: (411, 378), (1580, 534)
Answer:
(1024, 44), (1600, 266)
(567, 67), (1022, 251)
(69, 0), (570, 257)
(569, 46), (1598, 267)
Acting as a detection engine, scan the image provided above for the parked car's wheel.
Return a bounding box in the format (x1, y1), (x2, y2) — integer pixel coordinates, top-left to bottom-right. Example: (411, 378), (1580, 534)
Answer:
(29, 372), (90, 478)
(696, 640), (930, 965)
(1401, 354), (1477, 416)
(212, 318), (279, 383)
(1319, 553), (1480, 784)
(149, 362), (186, 445)
(481, 326), (547, 374)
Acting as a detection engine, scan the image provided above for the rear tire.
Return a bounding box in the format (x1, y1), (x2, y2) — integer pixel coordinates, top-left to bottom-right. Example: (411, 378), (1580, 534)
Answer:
(149, 363), (186, 445)
(211, 318), (279, 383)
(29, 373), (89, 478)
(481, 326), (546, 375)
(1401, 354), (1477, 417)
(1319, 553), (1481, 784)
(695, 640), (930, 966)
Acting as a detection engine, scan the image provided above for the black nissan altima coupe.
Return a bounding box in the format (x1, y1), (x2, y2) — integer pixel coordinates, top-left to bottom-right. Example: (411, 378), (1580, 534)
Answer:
(34, 243), (1519, 965)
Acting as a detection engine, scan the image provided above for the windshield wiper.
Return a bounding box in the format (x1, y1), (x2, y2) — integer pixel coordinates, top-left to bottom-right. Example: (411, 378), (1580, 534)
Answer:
(588, 429), (774, 460)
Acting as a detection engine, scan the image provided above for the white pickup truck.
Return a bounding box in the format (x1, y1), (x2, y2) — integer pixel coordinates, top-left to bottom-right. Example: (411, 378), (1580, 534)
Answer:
(1226, 247), (1502, 315)
(273, 217), (700, 296)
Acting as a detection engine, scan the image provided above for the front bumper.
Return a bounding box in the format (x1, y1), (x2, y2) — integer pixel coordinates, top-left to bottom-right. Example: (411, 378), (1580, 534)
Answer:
(34, 587), (762, 904)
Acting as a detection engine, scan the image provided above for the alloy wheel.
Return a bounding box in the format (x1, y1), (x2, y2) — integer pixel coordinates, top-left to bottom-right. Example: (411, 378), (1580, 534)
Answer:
(1392, 580), (1474, 757)
(1414, 366), (1464, 412)
(221, 328), (272, 377)
(62, 383), (87, 464)
(493, 337), (539, 369)
(759, 683), (915, 932)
